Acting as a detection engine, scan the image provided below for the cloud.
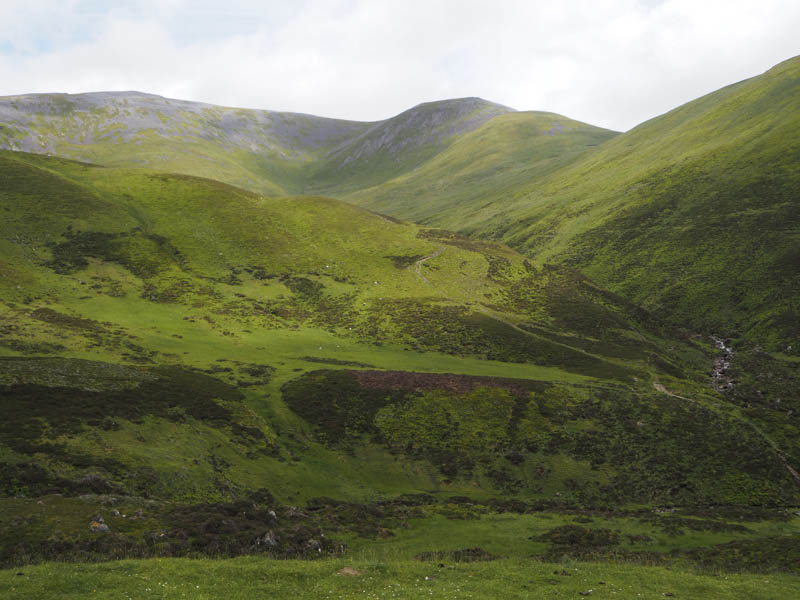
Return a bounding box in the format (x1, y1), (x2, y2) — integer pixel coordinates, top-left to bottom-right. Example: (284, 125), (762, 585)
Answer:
(1, 0), (798, 130)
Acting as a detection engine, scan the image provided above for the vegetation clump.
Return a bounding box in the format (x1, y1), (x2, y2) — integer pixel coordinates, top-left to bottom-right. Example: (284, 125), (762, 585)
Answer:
(280, 370), (797, 505)
(538, 524), (620, 547)
(281, 370), (408, 447)
(416, 547), (500, 562)
(46, 228), (185, 278)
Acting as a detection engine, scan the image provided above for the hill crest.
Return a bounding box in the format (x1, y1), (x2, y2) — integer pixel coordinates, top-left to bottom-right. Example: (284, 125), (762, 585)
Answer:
(0, 92), (519, 196)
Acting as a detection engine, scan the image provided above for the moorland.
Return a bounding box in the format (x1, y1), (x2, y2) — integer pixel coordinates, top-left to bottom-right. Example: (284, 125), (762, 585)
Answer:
(1, 55), (799, 598)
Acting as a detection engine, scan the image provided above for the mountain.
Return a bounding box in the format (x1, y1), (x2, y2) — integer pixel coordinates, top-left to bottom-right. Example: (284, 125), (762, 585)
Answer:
(342, 110), (617, 228)
(0, 92), (615, 228)
(420, 56), (800, 351)
(0, 90), (370, 196)
(0, 93), (515, 197)
(9, 64), (798, 353)
(302, 97), (515, 194)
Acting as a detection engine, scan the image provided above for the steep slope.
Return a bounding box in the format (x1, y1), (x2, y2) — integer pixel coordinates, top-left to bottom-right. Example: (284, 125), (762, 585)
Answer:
(450, 55), (800, 350)
(304, 97), (514, 194)
(343, 110), (617, 227)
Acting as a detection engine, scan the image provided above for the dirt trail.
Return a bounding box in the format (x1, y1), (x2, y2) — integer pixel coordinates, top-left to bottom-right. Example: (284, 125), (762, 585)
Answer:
(413, 246), (445, 283)
(652, 381), (693, 401)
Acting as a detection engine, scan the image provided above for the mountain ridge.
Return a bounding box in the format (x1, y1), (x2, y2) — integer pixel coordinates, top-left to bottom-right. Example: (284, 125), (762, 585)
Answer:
(0, 92), (521, 195)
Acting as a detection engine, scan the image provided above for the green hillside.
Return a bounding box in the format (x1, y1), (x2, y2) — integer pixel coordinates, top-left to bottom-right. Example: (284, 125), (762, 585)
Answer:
(0, 91), (372, 196)
(303, 97), (514, 194)
(0, 149), (702, 497)
(0, 93), (514, 199)
(6, 64), (796, 352)
(3, 149), (798, 567)
(451, 56), (800, 351)
(344, 110), (617, 228)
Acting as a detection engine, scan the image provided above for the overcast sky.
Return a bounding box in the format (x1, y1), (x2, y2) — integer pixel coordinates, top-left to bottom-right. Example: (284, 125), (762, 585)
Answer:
(1, 0), (798, 131)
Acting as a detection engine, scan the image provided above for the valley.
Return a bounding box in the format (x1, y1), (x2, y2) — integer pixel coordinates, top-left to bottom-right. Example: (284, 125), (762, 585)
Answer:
(1, 54), (799, 596)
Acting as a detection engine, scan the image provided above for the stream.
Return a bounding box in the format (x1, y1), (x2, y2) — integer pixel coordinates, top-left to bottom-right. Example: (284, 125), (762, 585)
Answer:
(711, 335), (735, 392)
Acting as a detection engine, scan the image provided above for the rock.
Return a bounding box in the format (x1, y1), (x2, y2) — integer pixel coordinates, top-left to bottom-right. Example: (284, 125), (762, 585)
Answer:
(254, 530), (278, 547)
(286, 506), (308, 519)
(89, 521), (109, 533)
(336, 567), (364, 576)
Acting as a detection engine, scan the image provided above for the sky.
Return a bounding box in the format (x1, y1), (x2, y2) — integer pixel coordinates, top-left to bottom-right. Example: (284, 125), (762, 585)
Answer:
(0, 0), (798, 131)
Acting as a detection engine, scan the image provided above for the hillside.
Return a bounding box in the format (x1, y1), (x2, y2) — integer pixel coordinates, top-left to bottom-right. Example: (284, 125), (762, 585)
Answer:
(303, 97), (515, 194)
(0, 93), (516, 198)
(3, 149), (797, 513)
(3, 149), (799, 568)
(0, 91), (371, 196)
(449, 56), (800, 351)
(343, 110), (617, 227)
(3, 59), (797, 357)
(5, 67), (796, 352)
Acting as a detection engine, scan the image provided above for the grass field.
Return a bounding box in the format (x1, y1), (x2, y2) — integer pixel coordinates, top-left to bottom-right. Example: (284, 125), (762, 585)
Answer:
(3, 556), (798, 599)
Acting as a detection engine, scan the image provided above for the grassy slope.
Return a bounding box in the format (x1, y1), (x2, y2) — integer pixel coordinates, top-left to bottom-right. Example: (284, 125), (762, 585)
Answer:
(1, 91), (799, 575)
(0, 150), (676, 493)
(3, 65), (797, 353)
(0, 91), (372, 196)
(344, 111), (618, 228)
(303, 97), (514, 195)
(5, 149), (793, 517)
(454, 56), (800, 350)
(0, 93), (514, 200)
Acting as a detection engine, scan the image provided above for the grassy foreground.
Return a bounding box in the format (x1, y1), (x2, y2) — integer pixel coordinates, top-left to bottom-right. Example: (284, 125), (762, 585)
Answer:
(2, 557), (798, 599)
